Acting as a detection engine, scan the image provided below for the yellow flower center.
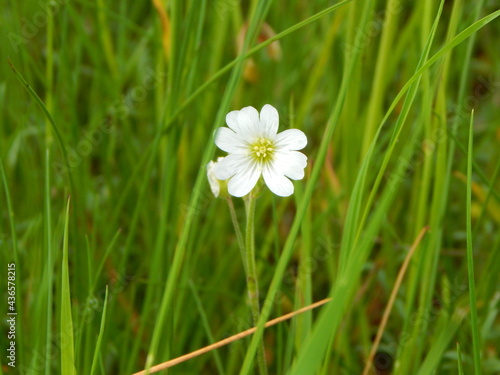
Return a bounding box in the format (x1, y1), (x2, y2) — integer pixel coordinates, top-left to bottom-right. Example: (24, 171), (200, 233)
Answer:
(250, 138), (274, 163)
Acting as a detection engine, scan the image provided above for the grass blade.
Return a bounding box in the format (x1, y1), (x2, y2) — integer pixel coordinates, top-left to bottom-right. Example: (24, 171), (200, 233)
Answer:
(188, 280), (225, 375)
(61, 197), (76, 375)
(7, 59), (74, 192)
(90, 286), (109, 375)
(44, 149), (54, 375)
(416, 308), (467, 375)
(457, 342), (464, 375)
(466, 110), (481, 374)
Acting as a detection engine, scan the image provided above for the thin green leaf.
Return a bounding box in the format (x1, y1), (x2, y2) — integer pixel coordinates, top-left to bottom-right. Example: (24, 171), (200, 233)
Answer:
(466, 110), (481, 374)
(61, 197), (76, 375)
(90, 286), (109, 375)
(457, 342), (464, 375)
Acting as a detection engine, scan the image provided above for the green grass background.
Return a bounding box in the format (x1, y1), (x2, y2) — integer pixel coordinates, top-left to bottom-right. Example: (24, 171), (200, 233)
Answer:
(1, 0), (500, 374)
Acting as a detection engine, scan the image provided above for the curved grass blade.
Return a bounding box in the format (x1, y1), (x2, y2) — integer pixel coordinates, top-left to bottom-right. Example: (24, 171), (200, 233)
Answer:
(355, 5), (500, 243)
(7, 59), (75, 193)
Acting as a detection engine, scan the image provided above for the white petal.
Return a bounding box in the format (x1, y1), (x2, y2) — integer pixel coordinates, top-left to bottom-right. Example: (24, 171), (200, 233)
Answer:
(227, 162), (261, 197)
(215, 127), (247, 153)
(274, 151), (307, 180)
(260, 104), (279, 137)
(214, 154), (249, 180)
(226, 110), (243, 133)
(274, 129), (307, 151)
(206, 161), (220, 197)
(238, 106), (260, 138)
(263, 164), (294, 197)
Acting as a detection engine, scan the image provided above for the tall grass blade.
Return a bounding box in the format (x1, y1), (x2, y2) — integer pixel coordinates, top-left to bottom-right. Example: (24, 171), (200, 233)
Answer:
(466, 110), (481, 374)
(61, 197), (76, 375)
(90, 286), (109, 375)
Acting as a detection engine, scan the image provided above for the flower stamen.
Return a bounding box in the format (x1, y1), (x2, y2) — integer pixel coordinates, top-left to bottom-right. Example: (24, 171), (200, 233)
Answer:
(250, 138), (274, 163)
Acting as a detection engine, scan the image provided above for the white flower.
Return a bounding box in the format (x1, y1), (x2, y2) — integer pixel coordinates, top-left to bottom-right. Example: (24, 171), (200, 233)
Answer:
(214, 104), (307, 197)
(207, 157), (226, 198)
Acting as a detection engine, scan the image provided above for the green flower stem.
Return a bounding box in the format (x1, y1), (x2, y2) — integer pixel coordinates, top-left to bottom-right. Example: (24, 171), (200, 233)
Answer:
(226, 196), (247, 274)
(244, 194), (268, 375)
